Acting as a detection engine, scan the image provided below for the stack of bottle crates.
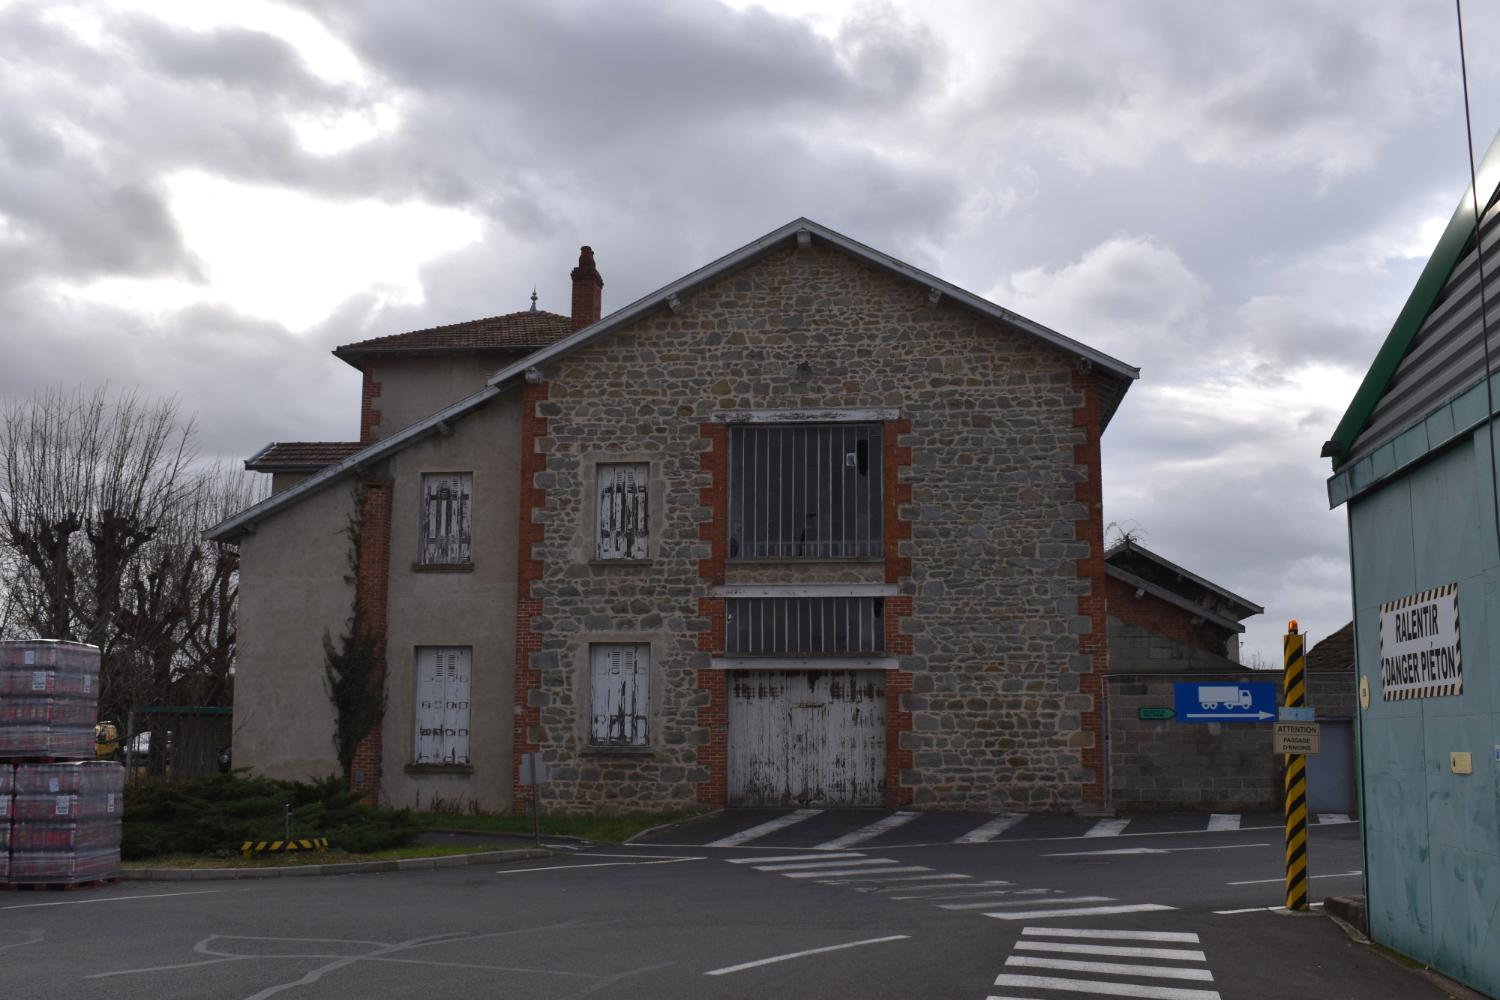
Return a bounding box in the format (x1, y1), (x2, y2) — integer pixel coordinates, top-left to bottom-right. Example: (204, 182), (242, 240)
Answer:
(0, 641), (123, 886)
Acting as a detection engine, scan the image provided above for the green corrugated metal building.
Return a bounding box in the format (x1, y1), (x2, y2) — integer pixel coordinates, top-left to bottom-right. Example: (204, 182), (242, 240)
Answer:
(1326, 134), (1500, 998)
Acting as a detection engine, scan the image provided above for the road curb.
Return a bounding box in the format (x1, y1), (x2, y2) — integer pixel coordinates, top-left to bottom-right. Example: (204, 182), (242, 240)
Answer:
(121, 848), (556, 881)
(625, 809), (722, 845)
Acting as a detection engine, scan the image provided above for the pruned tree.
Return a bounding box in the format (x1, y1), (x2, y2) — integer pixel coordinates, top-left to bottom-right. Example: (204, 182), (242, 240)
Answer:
(0, 386), (262, 723)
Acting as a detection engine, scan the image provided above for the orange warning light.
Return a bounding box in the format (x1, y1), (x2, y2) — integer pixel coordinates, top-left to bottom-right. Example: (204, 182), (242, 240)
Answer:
(1287, 619), (1298, 634)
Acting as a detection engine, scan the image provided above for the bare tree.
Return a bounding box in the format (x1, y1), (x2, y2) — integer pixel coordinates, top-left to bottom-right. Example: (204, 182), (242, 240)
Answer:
(0, 387), (262, 722)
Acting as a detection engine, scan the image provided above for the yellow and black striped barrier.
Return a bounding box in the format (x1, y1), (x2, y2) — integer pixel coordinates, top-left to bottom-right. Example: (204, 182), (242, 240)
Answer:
(240, 837), (329, 859)
(1282, 622), (1309, 911)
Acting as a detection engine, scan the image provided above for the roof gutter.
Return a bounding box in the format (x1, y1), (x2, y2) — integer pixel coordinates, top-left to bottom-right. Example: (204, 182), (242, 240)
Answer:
(1105, 565), (1250, 634)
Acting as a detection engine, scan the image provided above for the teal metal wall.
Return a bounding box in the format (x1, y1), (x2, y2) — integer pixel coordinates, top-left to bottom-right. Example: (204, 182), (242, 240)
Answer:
(1349, 425), (1500, 996)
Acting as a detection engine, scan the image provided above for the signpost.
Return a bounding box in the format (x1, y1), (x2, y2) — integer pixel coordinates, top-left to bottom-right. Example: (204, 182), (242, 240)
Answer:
(1172, 682), (1278, 722)
(1281, 623), (1310, 912)
(520, 752), (549, 847)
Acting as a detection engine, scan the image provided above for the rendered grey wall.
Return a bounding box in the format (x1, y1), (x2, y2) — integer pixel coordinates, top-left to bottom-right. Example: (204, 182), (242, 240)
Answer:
(1349, 426), (1500, 997)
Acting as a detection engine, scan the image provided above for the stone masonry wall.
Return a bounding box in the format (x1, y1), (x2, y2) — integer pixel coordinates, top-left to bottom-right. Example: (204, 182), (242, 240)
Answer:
(520, 241), (1104, 813)
(1107, 618), (1282, 810)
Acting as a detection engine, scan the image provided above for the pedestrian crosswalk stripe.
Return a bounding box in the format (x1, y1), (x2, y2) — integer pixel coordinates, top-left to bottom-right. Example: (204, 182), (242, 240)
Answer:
(1006, 956), (1215, 982)
(812, 811), (920, 850)
(986, 903), (1176, 921)
(1206, 814), (1240, 832)
(941, 895), (1112, 911)
(1317, 813), (1352, 824)
(727, 852), (863, 865)
(1084, 818), (1131, 837)
(822, 872), (970, 884)
(1015, 941), (1205, 961)
(781, 865), (929, 879)
(705, 809), (822, 848)
(754, 858), (900, 872)
(990, 973), (1220, 999)
(888, 882), (1014, 900)
(955, 814), (1024, 843)
(1024, 928), (1200, 943)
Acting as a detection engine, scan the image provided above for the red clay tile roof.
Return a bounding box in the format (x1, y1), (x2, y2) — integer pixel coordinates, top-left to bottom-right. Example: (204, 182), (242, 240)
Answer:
(333, 310), (573, 367)
(245, 442), (364, 472)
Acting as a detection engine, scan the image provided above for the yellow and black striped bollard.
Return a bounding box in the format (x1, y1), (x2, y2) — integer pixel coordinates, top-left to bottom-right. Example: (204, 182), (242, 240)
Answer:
(1282, 621), (1309, 911)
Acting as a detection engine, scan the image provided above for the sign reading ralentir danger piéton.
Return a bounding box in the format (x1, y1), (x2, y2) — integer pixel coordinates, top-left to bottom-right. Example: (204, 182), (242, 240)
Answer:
(1379, 583), (1462, 700)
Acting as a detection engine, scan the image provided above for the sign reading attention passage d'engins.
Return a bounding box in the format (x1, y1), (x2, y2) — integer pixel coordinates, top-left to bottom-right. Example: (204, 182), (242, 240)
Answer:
(1379, 583), (1462, 700)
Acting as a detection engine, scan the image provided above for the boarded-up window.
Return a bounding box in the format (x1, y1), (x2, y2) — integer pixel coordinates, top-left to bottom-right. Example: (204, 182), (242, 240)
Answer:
(420, 473), (472, 565)
(589, 643), (650, 746)
(596, 463), (649, 560)
(726, 597), (885, 655)
(413, 646), (471, 765)
(728, 424), (883, 559)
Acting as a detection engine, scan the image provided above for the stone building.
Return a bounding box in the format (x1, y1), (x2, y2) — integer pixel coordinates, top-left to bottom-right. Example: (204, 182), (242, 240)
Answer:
(1099, 540), (1272, 811)
(210, 219), (1140, 815)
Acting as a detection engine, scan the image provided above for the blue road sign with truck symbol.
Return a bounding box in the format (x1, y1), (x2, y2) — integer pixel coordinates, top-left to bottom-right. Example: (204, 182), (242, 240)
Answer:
(1173, 682), (1278, 722)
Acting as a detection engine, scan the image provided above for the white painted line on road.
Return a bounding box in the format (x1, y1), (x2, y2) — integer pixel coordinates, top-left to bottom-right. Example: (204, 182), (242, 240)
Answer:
(1024, 928), (1200, 943)
(1015, 941), (1205, 961)
(1046, 842), (1269, 858)
(988, 904), (1176, 921)
(1007, 956), (1215, 982)
(1206, 814), (1240, 832)
(0, 889), (224, 911)
(704, 934), (910, 976)
(822, 872), (970, 885)
(784, 865), (930, 879)
(1214, 902), (1324, 915)
(889, 882), (1015, 900)
(495, 857), (703, 874)
(1226, 870), (1361, 886)
(727, 852), (863, 865)
(991, 973), (1221, 999)
(942, 896), (1111, 911)
(1084, 818), (1131, 837)
(754, 858), (900, 873)
(1316, 813), (1352, 824)
(705, 809), (823, 848)
(813, 811), (920, 850)
(955, 814), (1024, 843)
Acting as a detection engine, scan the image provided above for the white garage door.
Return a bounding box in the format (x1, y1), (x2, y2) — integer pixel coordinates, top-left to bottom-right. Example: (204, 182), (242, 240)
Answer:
(727, 671), (885, 806)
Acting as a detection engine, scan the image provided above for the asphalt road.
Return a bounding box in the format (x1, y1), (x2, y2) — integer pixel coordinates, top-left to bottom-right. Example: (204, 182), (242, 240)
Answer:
(0, 818), (1466, 1000)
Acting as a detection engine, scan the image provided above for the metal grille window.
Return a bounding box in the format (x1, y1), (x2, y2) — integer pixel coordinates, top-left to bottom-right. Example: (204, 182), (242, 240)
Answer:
(419, 473), (472, 565)
(728, 424), (883, 559)
(413, 646), (471, 765)
(726, 597), (885, 655)
(596, 463), (649, 560)
(589, 644), (650, 746)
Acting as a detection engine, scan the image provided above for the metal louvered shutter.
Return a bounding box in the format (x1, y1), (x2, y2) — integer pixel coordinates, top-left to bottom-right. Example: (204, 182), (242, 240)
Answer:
(589, 643), (650, 746)
(420, 473), (473, 565)
(596, 463), (649, 560)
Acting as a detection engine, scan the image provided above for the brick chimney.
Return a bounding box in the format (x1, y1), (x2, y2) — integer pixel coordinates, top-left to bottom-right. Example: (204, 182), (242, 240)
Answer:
(570, 245), (603, 331)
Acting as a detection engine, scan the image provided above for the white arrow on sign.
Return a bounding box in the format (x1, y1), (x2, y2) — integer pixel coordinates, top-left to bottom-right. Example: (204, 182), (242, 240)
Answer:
(1185, 710), (1275, 721)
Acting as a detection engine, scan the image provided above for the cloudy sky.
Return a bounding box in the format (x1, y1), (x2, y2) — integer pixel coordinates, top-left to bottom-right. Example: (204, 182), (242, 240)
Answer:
(4, 0), (1498, 665)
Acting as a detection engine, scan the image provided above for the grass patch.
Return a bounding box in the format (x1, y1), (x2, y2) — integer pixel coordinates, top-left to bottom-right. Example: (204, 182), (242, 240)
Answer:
(123, 842), (527, 869)
(414, 809), (700, 843)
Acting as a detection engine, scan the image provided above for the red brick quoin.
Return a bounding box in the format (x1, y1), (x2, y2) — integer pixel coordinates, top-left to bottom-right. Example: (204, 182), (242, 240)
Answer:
(1071, 370), (1108, 808)
(359, 368), (382, 444)
(695, 424), (729, 807)
(882, 418), (914, 809)
(511, 381), (549, 811)
(350, 478), (392, 805)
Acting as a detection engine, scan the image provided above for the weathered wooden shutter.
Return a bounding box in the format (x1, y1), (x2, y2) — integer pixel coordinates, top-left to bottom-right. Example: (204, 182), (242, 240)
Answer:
(596, 463), (649, 560)
(420, 473), (472, 564)
(414, 646), (471, 764)
(589, 643), (650, 746)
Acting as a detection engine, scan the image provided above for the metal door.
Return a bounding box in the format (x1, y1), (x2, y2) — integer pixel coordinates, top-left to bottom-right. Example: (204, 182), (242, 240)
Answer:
(727, 671), (884, 806)
(1306, 719), (1356, 815)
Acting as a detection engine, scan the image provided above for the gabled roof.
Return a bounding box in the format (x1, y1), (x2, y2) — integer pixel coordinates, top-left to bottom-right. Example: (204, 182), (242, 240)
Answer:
(485, 218), (1140, 425)
(207, 218), (1140, 542)
(1306, 621), (1353, 672)
(1104, 538), (1263, 626)
(1326, 129), (1500, 468)
(245, 441), (363, 472)
(333, 310), (573, 370)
